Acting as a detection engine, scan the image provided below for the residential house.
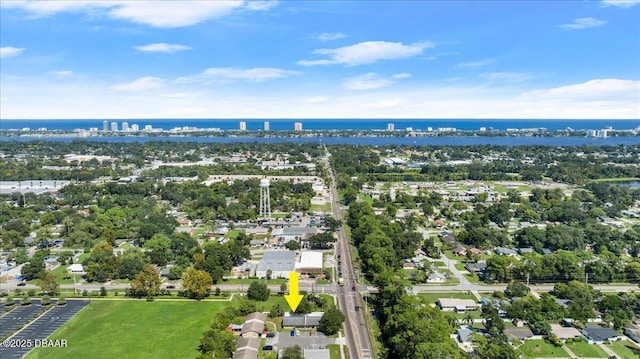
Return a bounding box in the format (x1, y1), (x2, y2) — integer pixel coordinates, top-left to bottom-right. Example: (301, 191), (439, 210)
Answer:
(427, 272), (447, 283)
(437, 298), (478, 312)
(241, 312), (267, 338)
(504, 326), (534, 342)
(550, 324), (582, 342)
(624, 323), (640, 343)
(232, 337), (261, 359)
(457, 327), (474, 343)
(495, 247), (517, 256)
(453, 245), (467, 257)
(581, 325), (619, 344)
(465, 262), (487, 273)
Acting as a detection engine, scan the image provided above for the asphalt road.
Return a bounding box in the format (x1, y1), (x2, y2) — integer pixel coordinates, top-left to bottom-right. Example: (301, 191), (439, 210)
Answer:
(0, 299), (89, 358)
(325, 149), (373, 359)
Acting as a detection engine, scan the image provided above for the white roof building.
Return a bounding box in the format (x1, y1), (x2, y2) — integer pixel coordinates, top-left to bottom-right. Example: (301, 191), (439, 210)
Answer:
(295, 251), (323, 275)
(67, 263), (85, 274)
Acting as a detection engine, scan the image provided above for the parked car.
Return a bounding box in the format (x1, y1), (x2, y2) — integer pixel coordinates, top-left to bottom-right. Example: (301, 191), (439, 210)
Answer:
(266, 332), (275, 338)
(262, 345), (273, 351)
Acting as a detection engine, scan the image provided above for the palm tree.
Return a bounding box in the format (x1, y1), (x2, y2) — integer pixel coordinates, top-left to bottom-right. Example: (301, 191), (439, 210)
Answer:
(464, 312), (474, 326)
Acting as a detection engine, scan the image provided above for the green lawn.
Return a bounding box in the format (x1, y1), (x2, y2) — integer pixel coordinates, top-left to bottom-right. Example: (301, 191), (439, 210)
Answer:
(26, 300), (232, 359)
(358, 193), (374, 205)
(517, 339), (569, 358)
(565, 340), (608, 358)
(606, 340), (640, 359)
(50, 264), (75, 285)
(433, 261), (446, 267)
(326, 344), (342, 359)
(418, 292), (476, 304)
(310, 203), (331, 212)
(225, 230), (242, 239)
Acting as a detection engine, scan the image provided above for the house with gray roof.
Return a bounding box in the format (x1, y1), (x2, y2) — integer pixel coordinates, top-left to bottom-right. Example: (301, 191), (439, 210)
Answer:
(624, 323), (640, 343)
(233, 337), (261, 359)
(582, 325), (619, 344)
(282, 312), (324, 328)
(457, 327), (474, 343)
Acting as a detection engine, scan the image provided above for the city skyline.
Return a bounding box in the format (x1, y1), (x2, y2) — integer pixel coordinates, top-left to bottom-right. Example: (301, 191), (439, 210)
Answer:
(1, 1), (639, 119)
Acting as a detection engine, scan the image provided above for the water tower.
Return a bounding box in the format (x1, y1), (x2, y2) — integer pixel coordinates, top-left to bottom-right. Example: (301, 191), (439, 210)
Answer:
(259, 178), (271, 218)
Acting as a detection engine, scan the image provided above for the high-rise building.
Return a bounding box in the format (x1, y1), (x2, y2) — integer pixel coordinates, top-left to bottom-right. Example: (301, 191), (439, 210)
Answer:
(239, 121), (247, 131)
(294, 122), (303, 131)
(387, 123), (395, 131)
(122, 122), (129, 132)
(111, 122), (118, 132)
(144, 125), (153, 131)
(264, 121), (270, 131)
(131, 124), (140, 132)
(103, 120), (109, 131)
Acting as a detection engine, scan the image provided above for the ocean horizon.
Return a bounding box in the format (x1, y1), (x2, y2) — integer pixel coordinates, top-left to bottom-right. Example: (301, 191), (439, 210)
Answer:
(1, 119), (639, 132)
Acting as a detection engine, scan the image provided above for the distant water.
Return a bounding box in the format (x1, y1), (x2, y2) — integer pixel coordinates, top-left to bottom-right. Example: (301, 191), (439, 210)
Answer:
(1, 119), (639, 131)
(3, 136), (640, 146)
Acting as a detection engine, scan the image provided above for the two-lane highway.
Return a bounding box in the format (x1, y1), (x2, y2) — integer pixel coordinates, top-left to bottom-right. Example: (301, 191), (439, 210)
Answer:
(325, 147), (373, 359)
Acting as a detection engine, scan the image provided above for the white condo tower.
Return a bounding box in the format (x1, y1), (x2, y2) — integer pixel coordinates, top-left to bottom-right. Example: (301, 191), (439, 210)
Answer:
(259, 179), (271, 218)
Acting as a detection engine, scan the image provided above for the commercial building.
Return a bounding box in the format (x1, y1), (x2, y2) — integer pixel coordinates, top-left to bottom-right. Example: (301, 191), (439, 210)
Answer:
(264, 121), (270, 131)
(122, 122), (129, 132)
(387, 123), (394, 131)
(270, 226), (317, 243)
(131, 124), (139, 132)
(255, 251), (296, 278)
(294, 122), (303, 131)
(239, 121), (247, 131)
(110, 122), (118, 132)
(295, 251), (323, 275)
(103, 120), (108, 131)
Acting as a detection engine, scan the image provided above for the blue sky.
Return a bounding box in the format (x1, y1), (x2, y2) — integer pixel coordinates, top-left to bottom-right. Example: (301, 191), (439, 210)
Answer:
(1, 0), (639, 119)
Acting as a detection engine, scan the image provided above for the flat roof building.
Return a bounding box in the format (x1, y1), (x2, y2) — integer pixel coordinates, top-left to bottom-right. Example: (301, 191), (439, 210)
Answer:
(256, 251), (296, 279)
(282, 312), (324, 328)
(296, 251), (323, 275)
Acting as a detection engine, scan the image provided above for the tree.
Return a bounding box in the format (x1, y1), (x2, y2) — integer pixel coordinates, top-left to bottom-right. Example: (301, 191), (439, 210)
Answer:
(318, 307), (345, 335)
(198, 328), (236, 358)
(247, 281), (270, 301)
(129, 264), (162, 298)
(281, 345), (304, 359)
(182, 267), (212, 299)
(504, 282), (530, 298)
(285, 240), (301, 251)
(37, 270), (59, 295)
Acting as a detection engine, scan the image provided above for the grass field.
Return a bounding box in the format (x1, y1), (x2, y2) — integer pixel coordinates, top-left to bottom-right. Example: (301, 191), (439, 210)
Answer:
(565, 340), (608, 358)
(433, 261), (446, 267)
(310, 203), (331, 212)
(26, 300), (231, 359)
(606, 340), (640, 359)
(517, 339), (569, 358)
(418, 292), (477, 304)
(326, 344), (342, 359)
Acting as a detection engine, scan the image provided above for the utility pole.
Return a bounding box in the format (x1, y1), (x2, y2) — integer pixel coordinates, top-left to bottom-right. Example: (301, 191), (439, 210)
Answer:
(526, 272), (530, 286)
(585, 272), (589, 285)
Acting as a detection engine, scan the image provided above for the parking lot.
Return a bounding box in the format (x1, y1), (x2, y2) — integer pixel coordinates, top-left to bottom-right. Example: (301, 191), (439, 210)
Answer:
(0, 299), (89, 358)
(263, 330), (336, 353)
(0, 300), (45, 338)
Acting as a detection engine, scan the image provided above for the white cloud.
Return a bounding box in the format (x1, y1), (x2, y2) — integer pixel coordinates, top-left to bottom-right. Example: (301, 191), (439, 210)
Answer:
(601, 0), (640, 8)
(560, 17), (606, 30)
(0, 46), (26, 58)
(342, 73), (411, 91)
(298, 41), (433, 67)
(516, 79), (639, 101)
(245, 1), (279, 11)
(343, 73), (394, 90)
(197, 67), (299, 82)
(457, 58), (495, 69)
(2, 1), (275, 28)
(392, 73), (411, 79)
(480, 72), (531, 83)
(49, 70), (73, 76)
(365, 98), (410, 109)
(134, 43), (191, 53)
(111, 76), (165, 92)
(317, 32), (346, 41)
